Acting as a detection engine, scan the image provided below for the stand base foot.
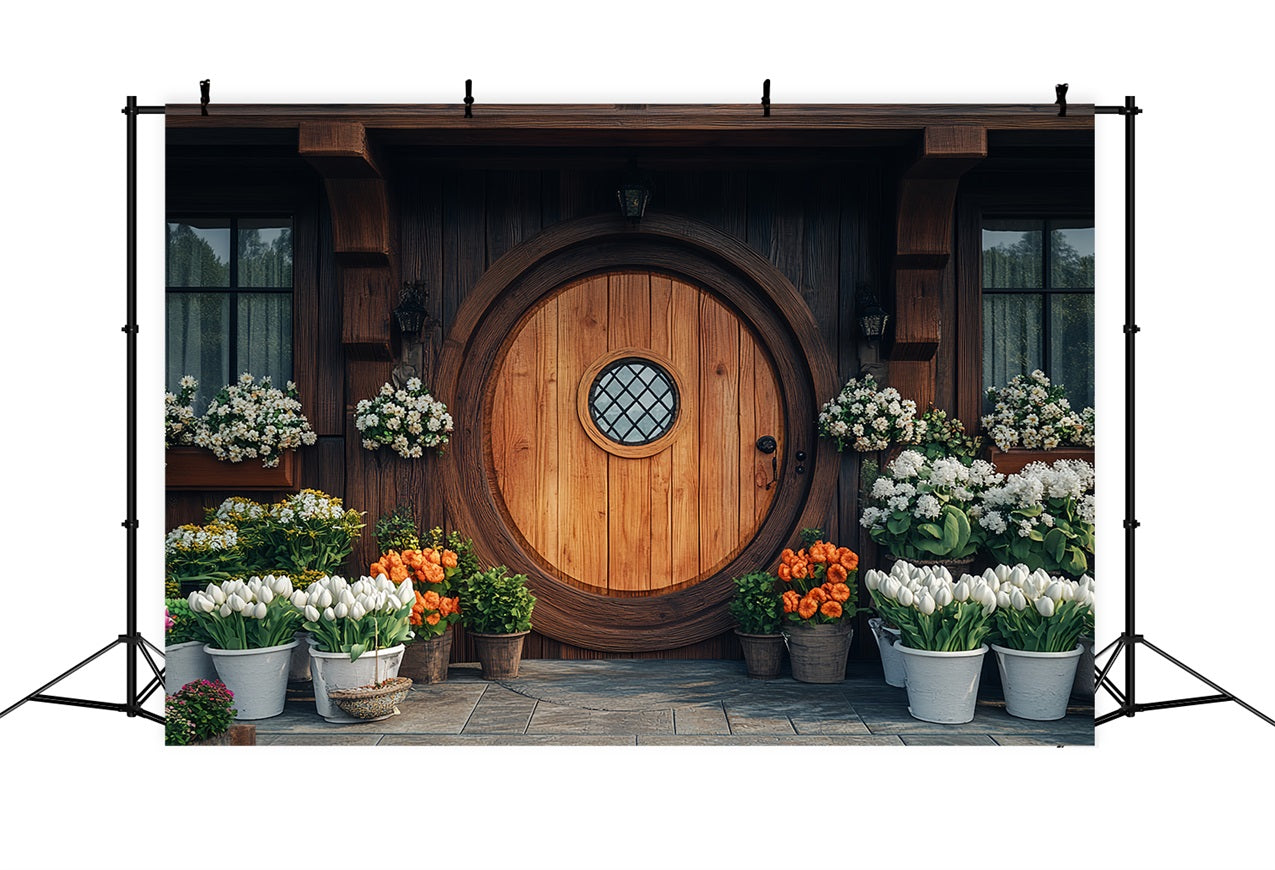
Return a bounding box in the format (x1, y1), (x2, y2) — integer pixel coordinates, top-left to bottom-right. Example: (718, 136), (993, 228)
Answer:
(0, 634), (165, 724)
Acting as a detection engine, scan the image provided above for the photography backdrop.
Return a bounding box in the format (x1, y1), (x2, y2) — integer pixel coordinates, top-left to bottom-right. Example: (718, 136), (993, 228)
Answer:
(1, 2), (1272, 869)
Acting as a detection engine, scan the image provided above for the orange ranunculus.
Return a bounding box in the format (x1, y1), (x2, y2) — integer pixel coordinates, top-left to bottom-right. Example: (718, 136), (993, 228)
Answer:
(820, 600), (843, 619)
(425, 563), (445, 584)
(827, 563), (848, 584)
(441, 549), (458, 569)
(425, 612), (441, 626)
(391, 565), (409, 584)
(421, 590), (441, 609)
(808, 543), (827, 564)
(782, 590), (801, 613)
(797, 596), (819, 620)
(777, 564), (793, 582)
(828, 582), (852, 603)
(807, 585), (827, 603)
(839, 550), (859, 571)
(791, 562), (809, 580)
(780, 548), (796, 566)
(425, 548), (442, 566)
(442, 597), (460, 616)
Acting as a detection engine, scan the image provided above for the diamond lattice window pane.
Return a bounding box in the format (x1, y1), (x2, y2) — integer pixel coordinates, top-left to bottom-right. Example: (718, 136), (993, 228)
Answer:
(589, 358), (679, 445)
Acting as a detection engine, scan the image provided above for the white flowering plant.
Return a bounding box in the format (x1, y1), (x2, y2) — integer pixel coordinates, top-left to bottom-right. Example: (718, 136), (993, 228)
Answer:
(863, 561), (998, 652)
(191, 373), (317, 467)
(817, 374), (918, 452)
(860, 450), (1002, 561)
(164, 376), (199, 447)
(300, 574), (416, 662)
(237, 490), (365, 578)
(356, 377), (453, 459)
(187, 575), (306, 650)
(981, 370), (1095, 452)
(165, 521), (245, 598)
(974, 460), (1095, 577)
(980, 564), (1095, 652)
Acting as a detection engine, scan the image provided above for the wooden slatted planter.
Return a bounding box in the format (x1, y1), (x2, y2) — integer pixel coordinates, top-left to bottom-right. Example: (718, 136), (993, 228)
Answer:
(166, 447), (299, 491)
(982, 446), (1094, 476)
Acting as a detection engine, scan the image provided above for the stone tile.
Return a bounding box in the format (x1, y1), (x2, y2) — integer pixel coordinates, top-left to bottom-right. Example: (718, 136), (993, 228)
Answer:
(790, 714), (872, 735)
(255, 684), (487, 735)
(673, 704), (730, 735)
(527, 703), (674, 735)
(990, 734), (1077, 746)
(639, 735), (901, 746)
(380, 734), (638, 746)
(260, 733), (384, 746)
(463, 686), (538, 734)
(722, 704), (796, 735)
(900, 734), (997, 746)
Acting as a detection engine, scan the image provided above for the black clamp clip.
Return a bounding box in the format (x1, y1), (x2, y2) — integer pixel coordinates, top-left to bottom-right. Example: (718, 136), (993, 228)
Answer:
(761, 79), (771, 117)
(1055, 83), (1068, 117)
(464, 79), (474, 118)
(200, 79), (211, 116)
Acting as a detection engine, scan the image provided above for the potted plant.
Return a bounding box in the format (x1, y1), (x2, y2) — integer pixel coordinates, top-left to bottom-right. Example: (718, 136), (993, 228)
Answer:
(371, 546), (463, 684)
(989, 564), (1095, 720)
(238, 489), (364, 578)
(973, 460), (1095, 577)
(869, 567), (999, 723)
(728, 571), (785, 679)
(457, 566), (536, 680)
(375, 504), (422, 553)
(355, 376), (454, 458)
(187, 575), (305, 720)
(860, 449), (1001, 572)
(300, 574), (415, 722)
(816, 373), (918, 453)
(164, 679), (237, 746)
(861, 562), (931, 688)
(164, 520), (244, 599)
(980, 370), (1094, 474)
(776, 535), (860, 683)
(164, 598), (216, 694)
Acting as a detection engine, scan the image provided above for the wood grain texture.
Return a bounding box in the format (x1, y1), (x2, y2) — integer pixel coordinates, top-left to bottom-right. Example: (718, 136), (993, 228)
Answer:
(696, 294), (740, 575)
(607, 272), (653, 592)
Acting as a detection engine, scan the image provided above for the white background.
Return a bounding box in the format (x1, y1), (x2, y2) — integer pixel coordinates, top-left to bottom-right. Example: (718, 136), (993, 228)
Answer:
(1, 2), (1272, 868)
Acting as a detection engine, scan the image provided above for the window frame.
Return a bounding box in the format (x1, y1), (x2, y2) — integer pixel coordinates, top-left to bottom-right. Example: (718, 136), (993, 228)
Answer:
(165, 213), (295, 395)
(955, 184), (1094, 432)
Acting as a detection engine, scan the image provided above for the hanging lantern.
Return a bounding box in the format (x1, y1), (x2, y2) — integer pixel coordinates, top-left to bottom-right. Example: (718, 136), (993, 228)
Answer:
(616, 162), (651, 221)
(856, 286), (889, 342)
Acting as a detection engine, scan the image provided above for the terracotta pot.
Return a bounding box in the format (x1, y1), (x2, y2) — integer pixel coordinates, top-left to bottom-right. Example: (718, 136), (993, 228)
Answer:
(471, 631), (530, 680)
(781, 621), (854, 684)
(734, 631), (785, 679)
(399, 629), (454, 684)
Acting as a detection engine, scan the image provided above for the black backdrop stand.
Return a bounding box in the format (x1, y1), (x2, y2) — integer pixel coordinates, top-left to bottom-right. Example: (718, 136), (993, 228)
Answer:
(1094, 96), (1273, 728)
(0, 97), (166, 726)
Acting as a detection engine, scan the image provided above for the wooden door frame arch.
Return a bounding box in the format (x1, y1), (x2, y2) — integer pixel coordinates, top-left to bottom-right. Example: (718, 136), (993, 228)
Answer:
(437, 213), (839, 652)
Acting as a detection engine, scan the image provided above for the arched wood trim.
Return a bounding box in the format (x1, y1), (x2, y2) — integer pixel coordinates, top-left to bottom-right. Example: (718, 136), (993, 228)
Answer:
(438, 213), (838, 651)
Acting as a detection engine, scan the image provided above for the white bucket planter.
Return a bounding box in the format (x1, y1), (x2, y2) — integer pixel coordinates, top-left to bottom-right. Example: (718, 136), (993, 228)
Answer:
(867, 618), (906, 687)
(164, 639), (219, 695)
(309, 644), (406, 724)
(288, 631), (312, 682)
(1072, 636), (1094, 699)
(993, 643), (1084, 721)
(896, 643), (988, 724)
(205, 640), (298, 720)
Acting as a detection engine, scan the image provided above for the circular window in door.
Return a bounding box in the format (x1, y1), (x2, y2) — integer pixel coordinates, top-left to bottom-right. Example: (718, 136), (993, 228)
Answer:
(576, 348), (687, 458)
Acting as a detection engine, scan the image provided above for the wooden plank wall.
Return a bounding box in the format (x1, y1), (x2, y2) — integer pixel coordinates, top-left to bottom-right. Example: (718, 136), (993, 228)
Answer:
(168, 159), (897, 660)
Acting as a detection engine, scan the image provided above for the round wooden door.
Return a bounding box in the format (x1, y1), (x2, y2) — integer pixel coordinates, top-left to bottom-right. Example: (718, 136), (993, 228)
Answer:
(489, 271), (784, 596)
(437, 214), (837, 652)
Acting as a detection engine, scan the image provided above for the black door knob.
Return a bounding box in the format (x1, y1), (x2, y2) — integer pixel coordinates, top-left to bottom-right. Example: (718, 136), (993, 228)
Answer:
(756, 436), (777, 454)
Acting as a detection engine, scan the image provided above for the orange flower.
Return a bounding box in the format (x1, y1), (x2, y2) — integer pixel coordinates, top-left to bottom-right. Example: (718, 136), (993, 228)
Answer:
(425, 563), (445, 584)
(425, 548), (442, 566)
(808, 543), (828, 564)
(425, 612), (441, 626)
(391, 565), (409, 584)
(421, 590), (441, 609)
(777, 564), (793, 582)
(828, 582), (852, 603)
(782, 590), (800, 613)
(827, 563), (848, 585)
(441, 550), (458, 569)
(791, 562), (809, 580)
(780, 548), (796, 566)
(810, 586), (829, 603)
(797, 596), (818, 619)
(820, 600), (843, 619)
(838, 549), (859, 572)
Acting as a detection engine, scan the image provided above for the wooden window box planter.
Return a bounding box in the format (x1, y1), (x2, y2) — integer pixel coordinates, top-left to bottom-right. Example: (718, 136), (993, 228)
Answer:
(982, 446), (1094, 476)
(166, 447), (299, 492)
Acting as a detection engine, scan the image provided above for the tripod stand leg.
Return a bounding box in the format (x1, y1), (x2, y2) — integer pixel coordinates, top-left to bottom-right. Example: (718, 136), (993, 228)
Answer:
(0, 638), (124, 719)
(138, 642), (165, 684)
(1139, 639), (1275, 728)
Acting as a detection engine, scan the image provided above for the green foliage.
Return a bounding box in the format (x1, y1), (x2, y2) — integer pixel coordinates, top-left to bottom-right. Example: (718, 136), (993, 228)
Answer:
(729, 572), (783, 635)
(236, 490), (364, 576)
(375, 505), (421, 554)
(164, 679), (236, 746)
(994, 599), (1091, 653)
(458, 566), (535, 634)
(799, 528), (825, 548)
(165, 598), (210, 646)
(911, 408), (981, 462)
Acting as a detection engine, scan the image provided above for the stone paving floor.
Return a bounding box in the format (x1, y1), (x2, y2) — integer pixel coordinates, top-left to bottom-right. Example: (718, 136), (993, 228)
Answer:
(255, 659), (1095, 746)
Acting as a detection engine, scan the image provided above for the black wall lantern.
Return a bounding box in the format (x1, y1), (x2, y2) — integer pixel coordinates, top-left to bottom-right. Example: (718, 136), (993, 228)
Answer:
(616, 161), (652, 221)
(856, 284), (889, 343)
(393, 280), (431, 338)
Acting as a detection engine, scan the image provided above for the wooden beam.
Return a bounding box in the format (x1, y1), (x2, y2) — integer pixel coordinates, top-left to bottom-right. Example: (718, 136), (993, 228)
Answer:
(299, 121), (382, 178)
(340, 265), (394, 360)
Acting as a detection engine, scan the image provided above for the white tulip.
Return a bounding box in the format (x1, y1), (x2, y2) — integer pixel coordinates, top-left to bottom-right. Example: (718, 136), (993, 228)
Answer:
(1010, 566), (1029, 585)
(1060, 582), (1075, 602)
(259, 586), (274, 605)
(974, 585), (997, 609)
(291, 590), (309, 609)
(351, 602), (366, 621)
(334, 602), (349, 619)
(187, 591), (202, 611)
(323, 607), (336, 622)
(398, 583), (416, 606)
(891, 561), (910, 580)
(1010, 588), (1028, 612)
(934, 585), (954, 608)
(898, 586), (914, 607)
(227, 594), (247, 613)
(996, 589), (1012, 609)
(274, 576), (293, 597)
(917, 591), (936, 615)
(953, 580), (970, 603)
(209, 584), (227, 606)
(219, 602), (232, 618)
(252, 602), (268, 619)
(982, 568), (998, 585)
(304, 605), (320, 623)
(882, 577), (901, 600)
(1036, 596), (1055, 618)
(864, 571), (881, 592)
(339, 589), (356, 608)
(318, 588), (333, 609)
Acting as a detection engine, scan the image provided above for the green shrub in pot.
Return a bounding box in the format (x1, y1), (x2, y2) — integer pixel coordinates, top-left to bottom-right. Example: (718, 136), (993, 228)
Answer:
(458, 566), (535, 635)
